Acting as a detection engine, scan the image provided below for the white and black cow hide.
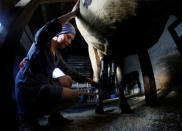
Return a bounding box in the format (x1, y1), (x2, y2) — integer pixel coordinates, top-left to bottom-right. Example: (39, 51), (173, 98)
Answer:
(75, 0), (182, 113)
(76, 0), (182, 57)
(76, 0), (182, 81)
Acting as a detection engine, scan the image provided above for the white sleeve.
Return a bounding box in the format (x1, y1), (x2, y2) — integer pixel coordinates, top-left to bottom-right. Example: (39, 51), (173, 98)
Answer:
(52, 68), (65, 78)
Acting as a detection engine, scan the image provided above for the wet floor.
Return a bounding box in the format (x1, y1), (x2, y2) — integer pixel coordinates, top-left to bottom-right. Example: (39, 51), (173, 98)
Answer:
(37, 93), (182, 131)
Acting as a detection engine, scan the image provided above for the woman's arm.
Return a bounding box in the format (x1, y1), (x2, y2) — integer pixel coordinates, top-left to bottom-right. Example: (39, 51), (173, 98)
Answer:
(34, 0), (80, 48)
(57, 52), (86, 83)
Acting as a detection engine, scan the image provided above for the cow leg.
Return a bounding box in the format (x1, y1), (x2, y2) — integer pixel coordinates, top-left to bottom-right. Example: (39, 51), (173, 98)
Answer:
(116, 66), (133, 113)
(95, 89), (104, 114)
(138, 51), (157, 106)
(88, 45), (105, 114)
(88, 45), (101, 82)
(95, 55), (110, 114)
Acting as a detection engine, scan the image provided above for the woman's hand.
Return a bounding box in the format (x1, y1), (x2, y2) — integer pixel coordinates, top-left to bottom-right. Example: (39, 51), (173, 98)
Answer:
(85, 77), (99, 87)
(19, 58), (26, 68)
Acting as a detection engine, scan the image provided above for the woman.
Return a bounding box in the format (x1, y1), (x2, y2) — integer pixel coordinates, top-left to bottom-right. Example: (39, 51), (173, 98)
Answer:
(15, 0), (97, 128)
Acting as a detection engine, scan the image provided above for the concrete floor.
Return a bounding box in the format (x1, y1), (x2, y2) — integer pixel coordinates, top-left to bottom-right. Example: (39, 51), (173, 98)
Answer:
(34, 93), (182, 131)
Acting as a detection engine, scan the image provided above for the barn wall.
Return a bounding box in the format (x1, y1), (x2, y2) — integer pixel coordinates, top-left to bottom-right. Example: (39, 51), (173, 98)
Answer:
(148, 15), (182, 96)
(124, 15), (182, 97)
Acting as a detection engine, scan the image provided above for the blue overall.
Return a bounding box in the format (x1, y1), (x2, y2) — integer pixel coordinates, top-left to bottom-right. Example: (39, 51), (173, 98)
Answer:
(15, 18), (86, 121)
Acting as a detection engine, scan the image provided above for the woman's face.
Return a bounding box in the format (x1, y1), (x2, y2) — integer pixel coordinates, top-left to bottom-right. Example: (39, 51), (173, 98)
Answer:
(57, 33), (74, 48)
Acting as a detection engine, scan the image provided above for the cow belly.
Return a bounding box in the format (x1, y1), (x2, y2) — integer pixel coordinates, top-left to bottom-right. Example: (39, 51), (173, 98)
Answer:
(76, 0), (137, 55)
(75, 0), (176, 56)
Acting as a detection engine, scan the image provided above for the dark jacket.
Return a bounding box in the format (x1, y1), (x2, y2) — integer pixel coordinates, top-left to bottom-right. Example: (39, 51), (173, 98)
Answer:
(15, 18), (86, 120)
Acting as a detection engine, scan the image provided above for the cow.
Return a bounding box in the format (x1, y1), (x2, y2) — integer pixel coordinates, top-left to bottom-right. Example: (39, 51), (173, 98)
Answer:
(75, 0), (182, 114)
